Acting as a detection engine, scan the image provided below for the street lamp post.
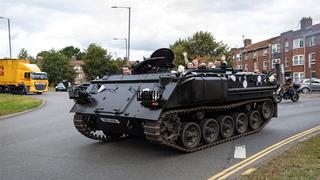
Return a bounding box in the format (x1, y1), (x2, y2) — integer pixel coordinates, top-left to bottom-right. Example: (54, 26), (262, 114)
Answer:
(0, 16), (12, 58)
(113, 38), (128, 61)
(111, 6), (131, 65)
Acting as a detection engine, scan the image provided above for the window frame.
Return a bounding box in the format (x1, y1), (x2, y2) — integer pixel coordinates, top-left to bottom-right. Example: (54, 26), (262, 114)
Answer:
(285, 58), (289, 67)
(292, 55), (304, 66)
(293, 38), (304, 49)
(293, 72), (305, 82)
(272, 59), (280, 69)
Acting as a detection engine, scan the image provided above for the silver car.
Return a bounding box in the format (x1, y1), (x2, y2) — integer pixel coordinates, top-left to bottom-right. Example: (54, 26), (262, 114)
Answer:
(298, 78), (320, 93)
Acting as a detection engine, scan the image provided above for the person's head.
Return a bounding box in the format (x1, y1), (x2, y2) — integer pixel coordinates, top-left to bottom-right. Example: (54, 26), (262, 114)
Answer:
(214, 60), (221, 66)
(187, 62), (194, 69)
(122, 66), (131, 75)
(199, 61), (207, 68)
(192, 59), (199, 68)
(285, 77), (292, 83)
(208, 62), (214, 68)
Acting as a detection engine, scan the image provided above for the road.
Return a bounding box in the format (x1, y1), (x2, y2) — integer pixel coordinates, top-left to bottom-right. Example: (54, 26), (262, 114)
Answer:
(0, 92), (319, 180)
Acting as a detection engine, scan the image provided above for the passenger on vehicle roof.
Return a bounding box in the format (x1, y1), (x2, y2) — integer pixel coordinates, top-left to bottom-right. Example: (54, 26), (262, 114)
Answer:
(208, 61), (215, 68)
(186, 62), (194, 69)
(192, 59), (199, 68)
(122, 66), (132, 75)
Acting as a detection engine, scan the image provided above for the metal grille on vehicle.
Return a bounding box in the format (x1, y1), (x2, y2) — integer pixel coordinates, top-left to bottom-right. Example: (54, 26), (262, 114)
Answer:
(35, 83), (46, 90)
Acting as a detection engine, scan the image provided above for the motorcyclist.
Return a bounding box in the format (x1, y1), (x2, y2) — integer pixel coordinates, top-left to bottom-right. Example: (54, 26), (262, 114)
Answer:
(281, 77), (294, 97)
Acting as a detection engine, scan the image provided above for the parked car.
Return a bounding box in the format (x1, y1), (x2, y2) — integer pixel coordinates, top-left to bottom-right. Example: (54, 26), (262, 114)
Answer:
(298, 78), (320, 93)
(55, 83), (68, 92)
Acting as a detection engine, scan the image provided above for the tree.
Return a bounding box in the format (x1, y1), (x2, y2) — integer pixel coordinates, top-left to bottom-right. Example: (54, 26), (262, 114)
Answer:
(37, 49), (76, 86)
(169, 39), (189, 66)
(17, 48), (36, 63)
(59, 46), (84, 60)
(111, 57), (126, 74)
(170, 31), (231, 65)
(82, 44), (118, 80)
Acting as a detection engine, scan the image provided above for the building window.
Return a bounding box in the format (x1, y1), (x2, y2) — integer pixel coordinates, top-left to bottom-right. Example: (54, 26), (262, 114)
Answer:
(254, 62), (257, 70)
(285, 41), (289, 52)
(272, 44), (280, 53)
(285, 58), (289, 67)
(309, 53), (316, 65)
(293, 72), (305, 82)
(263, 61), (267, 69)
(236, 65), (242, 69)
(272, 59), (280, 69)
(292, 55), (304, 66)
(244, 53), (248, 60)
(245, 64), (248, 71)
(293, 38), (304, 49)
(263, 49), (268, 56)
(308, 36), (315, 46)
(253, 51), (257, 58)
(236, 54), (241, 61)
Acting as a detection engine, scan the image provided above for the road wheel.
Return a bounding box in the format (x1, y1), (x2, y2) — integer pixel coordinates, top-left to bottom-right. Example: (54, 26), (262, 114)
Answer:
(291, 94), (299, 102)
(259, 100), (274, 120)
(242, 103), (252, 113)
(179, 122), (201, 149)
(248, 111), (262, 130)
(192, 110), (205, 120)
(275, 94), (282, 103)
(200, 118), (219, 144)
(301, 87), (310, 93)
(233, 113), (248, 134)
(219, 115), (235, 139)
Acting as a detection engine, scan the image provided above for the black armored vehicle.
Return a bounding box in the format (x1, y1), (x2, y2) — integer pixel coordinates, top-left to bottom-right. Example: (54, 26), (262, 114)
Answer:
(69, 48), (277, 152)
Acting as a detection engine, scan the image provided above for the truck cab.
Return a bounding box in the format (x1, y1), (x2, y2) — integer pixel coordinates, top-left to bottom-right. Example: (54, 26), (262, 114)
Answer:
(0, 59), (48, 94)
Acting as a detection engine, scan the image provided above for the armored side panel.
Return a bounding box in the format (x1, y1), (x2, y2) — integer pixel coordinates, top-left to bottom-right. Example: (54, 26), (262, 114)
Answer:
(70, 73), (178, 121)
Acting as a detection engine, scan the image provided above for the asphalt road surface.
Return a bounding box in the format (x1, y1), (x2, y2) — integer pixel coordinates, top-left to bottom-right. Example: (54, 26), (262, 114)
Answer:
(0, 92), (319, 180)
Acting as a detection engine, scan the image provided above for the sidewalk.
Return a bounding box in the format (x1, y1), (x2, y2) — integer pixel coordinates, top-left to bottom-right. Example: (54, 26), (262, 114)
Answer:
(300, 91), (320, 98)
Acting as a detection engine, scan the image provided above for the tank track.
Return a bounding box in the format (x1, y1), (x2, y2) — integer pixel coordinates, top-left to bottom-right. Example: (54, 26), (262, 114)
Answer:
(73, 114), (128, 142)
(144, 98), (274, 152)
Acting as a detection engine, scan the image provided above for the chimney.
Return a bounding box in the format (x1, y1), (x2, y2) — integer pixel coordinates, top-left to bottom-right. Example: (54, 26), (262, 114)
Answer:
(244, 39), (252, 47)
(300, 17), (312, 30)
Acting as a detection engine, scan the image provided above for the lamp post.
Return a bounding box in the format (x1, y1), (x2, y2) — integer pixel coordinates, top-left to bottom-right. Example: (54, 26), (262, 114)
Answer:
(113, 38), (128, 61)
(111, 6), (131, 64)
(0, 16), (12, 58)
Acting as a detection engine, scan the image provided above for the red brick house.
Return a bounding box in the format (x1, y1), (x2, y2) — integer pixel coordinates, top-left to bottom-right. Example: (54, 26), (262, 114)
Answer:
(231, 17), (320, 82)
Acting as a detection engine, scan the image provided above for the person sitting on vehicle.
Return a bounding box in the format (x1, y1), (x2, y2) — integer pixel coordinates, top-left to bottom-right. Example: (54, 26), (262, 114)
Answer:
(208, 61), (215, 68)
(122, 66), (131, 75)
(191, 59), (199, 68)
(186, 62), (194, 69)
(281, 77), (294, 97)
(199, 61), (207, 69)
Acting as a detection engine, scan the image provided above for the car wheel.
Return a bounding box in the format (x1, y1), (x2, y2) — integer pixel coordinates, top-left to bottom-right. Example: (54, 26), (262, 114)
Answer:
(301, 87), (310, 93)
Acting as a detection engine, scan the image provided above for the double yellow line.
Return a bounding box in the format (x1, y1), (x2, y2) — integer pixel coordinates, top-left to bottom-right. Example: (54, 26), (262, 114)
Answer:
(208, 125), (320, 180)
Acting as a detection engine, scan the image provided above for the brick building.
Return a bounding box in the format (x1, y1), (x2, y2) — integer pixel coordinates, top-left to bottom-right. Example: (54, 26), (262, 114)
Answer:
(69, 56), (86, 84)
(231, 17), (320, 82)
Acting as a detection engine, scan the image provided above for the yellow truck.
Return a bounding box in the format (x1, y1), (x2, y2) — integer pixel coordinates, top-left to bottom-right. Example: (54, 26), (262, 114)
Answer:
(0, 59), (48, 94)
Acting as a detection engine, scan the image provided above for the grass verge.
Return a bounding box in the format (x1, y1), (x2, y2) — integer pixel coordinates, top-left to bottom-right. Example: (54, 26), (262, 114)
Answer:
(0, 94), (42, 116)
(242, 134), (320, 179)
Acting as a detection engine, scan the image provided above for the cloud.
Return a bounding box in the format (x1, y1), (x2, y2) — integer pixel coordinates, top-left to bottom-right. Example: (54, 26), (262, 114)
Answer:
(0, 0), (319, 60)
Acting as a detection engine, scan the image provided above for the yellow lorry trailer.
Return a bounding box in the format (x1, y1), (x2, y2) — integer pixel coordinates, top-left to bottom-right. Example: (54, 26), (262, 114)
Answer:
(0, 59), (48, 94)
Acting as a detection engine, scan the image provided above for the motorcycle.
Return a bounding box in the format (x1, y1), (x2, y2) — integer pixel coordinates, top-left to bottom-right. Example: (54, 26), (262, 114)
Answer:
(275, 83), (301, 103)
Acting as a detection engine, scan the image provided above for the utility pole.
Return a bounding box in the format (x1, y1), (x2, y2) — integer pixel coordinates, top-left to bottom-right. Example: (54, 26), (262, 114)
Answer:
(0, 17), (12, 58)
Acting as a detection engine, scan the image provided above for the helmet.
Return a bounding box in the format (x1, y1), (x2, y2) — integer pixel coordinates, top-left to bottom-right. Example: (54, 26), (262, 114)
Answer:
(285, 77), (292, 83)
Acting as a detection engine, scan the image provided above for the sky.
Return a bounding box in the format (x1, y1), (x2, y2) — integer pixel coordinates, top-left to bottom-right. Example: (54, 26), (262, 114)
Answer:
(0, 0), (319, 60)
